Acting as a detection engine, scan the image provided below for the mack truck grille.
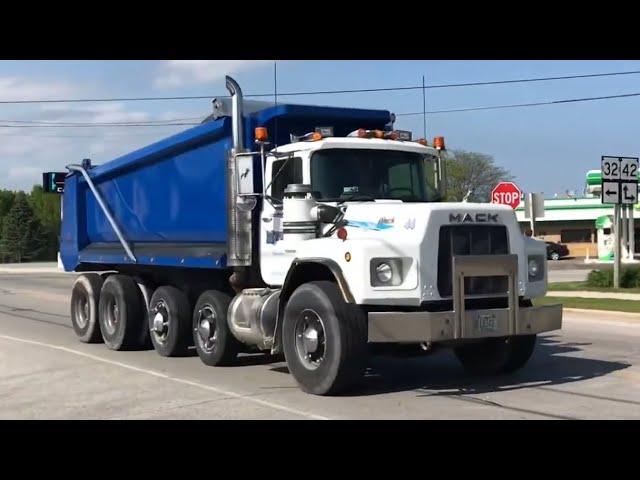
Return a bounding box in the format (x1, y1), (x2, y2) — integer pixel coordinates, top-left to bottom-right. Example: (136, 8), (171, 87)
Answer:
(437, 225), (509, 297)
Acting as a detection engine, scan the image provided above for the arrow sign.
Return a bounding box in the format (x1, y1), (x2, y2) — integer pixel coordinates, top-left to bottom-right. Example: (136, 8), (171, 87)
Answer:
(621, 181), (638, 204)
(601, 156), (639, 205)
(602, 181), (620, 204)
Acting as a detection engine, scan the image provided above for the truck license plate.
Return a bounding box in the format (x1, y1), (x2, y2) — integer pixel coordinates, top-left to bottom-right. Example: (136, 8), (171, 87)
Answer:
(477, 313), (498, 332)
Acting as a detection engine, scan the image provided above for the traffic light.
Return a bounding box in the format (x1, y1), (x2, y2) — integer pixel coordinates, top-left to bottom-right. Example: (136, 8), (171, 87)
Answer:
(42, 172), (67, 194)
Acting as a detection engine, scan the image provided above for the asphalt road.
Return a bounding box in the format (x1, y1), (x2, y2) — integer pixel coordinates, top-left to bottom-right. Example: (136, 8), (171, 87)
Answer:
(1, 272), (639, 420)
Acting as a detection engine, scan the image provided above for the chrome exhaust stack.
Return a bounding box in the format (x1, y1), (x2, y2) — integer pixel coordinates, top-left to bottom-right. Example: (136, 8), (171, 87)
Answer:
(225, 75), (252, 270)
(226, 75), (245, 154)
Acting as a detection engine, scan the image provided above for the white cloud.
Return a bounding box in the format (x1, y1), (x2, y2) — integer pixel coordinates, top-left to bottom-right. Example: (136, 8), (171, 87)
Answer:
(0, 76), (75, 101)
(37, 102), (152, 123)
(8, 165), (41, 180)
(154, 60), (271, 89)
(0, 70), (207, 191)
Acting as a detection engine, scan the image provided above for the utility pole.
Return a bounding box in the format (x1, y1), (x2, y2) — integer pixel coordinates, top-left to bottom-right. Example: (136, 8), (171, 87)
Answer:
(421, 75), (427, 140)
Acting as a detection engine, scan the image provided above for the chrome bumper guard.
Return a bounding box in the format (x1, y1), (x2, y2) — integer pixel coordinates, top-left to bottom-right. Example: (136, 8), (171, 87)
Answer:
(368, 255), (562, 343)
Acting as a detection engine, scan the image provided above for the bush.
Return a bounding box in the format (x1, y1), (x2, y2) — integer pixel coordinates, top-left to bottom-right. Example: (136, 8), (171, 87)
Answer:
(587, 266), (640, 288)
(587, 269), (613, 288)
(621, 267), (640, 288)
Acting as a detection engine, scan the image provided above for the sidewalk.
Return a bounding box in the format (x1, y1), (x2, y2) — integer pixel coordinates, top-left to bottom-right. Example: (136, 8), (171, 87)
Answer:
(547, 290), (640, 301)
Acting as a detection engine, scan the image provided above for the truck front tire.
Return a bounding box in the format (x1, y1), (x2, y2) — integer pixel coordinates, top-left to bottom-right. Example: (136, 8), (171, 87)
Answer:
(98, 274), (144, 351)
(454, 334), (537, 376)
(192, 290), (240, 366)
(148, 286), (191, 357)
(70, 273), (104, 343)
(282, 281), (367, 396)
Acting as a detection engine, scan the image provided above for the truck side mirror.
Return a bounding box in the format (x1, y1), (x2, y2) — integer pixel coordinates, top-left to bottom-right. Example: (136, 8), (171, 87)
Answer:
(234, 153), (258, 211)
(235, 153), (255, 195)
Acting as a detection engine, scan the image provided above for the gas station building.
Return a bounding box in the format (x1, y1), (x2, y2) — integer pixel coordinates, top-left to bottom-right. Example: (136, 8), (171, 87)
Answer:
(514, 170), (640, 258)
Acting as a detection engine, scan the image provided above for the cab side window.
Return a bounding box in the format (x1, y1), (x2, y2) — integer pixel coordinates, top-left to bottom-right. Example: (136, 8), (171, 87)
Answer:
(271, 158), (303, 200)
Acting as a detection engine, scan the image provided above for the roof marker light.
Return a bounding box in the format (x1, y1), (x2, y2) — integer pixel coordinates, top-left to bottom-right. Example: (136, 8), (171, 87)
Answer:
(255, 127), (268, 142)
(315, 126), (334, 137)
(394, 130), (412, 141)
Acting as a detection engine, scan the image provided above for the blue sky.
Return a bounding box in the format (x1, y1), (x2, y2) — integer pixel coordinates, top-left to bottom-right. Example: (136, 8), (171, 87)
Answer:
(1, 60), (639, 196)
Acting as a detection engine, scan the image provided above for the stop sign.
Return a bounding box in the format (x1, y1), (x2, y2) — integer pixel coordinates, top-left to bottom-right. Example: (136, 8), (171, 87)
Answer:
(491, 182), (522, 209)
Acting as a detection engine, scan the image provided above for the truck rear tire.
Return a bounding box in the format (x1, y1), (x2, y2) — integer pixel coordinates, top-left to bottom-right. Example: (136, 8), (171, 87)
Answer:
(192, 290), (240, 366)
(282, 281), (367, 396)
(98, 274), (144, 351)
(454, 334), (537, 376)
(148, 286), (191, 357)
(70, 273), (104, 343)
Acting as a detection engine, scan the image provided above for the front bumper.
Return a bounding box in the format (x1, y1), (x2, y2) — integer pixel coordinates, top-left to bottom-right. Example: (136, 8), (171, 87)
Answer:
(367, 254), (562, 343)
(368, 304), (562, 342)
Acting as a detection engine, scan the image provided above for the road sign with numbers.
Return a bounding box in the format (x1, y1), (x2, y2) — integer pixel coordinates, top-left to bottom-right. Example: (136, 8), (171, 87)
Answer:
(601, 156), (638, 205)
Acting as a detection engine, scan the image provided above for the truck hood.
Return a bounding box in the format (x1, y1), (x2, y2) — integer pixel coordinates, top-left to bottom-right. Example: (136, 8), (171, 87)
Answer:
(339, 201), (517, 239)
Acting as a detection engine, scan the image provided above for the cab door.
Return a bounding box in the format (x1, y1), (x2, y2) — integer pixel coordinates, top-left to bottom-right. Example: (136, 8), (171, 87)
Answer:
(259, 155), (305, 286)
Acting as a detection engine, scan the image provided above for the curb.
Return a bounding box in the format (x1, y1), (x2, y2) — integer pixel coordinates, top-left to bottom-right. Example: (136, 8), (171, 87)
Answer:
(562, 307), (640, 319)
(547, 291), (640, 301)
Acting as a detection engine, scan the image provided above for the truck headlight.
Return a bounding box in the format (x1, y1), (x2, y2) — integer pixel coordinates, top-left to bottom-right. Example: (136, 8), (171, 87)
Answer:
(527, 255), (544, 282)
(370, 258), (403, 286)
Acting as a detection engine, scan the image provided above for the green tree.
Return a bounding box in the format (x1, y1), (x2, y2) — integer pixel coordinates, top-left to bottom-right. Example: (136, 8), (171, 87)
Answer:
(28, 185), (61, 260)
(445, 149), (514, 202)
(0, 190), (15, 219)
(1, 192), (48, 263)
(0, 190), (16, 261)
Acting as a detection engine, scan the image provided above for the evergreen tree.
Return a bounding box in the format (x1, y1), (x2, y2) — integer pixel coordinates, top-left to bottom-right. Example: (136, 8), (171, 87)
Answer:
(0, 189), (15, 219)
(29, 185), (61, 260)
(1, 192), (48, 263)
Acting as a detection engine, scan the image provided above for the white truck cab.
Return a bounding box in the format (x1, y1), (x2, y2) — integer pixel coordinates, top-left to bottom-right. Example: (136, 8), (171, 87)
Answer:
(242, 124), (561, 394)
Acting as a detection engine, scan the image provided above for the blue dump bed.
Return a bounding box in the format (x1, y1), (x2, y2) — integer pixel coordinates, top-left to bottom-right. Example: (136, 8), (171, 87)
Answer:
(60, 103), (391, 272)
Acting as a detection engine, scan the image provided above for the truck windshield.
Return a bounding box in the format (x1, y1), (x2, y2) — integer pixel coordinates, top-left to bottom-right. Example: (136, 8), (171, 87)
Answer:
(310, 148), (438, 202)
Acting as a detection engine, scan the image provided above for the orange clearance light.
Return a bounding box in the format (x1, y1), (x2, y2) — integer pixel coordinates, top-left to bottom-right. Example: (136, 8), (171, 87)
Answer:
(373, 130), (384, 139)
(385, 131), (398, 140)
(433, 136), (446, 150)
(417, 138), (428, 146)
(310, 132), (323, 141)
(357, 128), (368, 138)
(255, 127), (268, 142)
(337, 227), (348, 241)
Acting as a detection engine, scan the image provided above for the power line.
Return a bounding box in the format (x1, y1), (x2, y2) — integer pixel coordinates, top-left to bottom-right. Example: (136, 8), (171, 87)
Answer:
(0, 69), (638, 105)
(421, 70), (640, 89)
(395, 91), (640, 116)
(0, 122), (201, 128)
(4, 90), (640, 128)
(0, 116), (203, 126)
(0, 129), (186, 139)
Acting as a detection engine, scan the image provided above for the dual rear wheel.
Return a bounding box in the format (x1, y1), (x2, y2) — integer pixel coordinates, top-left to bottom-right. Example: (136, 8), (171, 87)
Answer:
(70, 273), (152, 350)
(70, 274), (240, 365)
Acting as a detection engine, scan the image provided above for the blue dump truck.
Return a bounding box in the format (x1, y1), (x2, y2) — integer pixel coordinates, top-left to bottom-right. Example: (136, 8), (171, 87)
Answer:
(61, 76), (561, 395)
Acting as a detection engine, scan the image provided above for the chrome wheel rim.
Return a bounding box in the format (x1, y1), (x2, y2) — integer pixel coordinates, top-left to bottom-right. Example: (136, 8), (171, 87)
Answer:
(294, 309), (326, 370)
(195, 304), (218, 353)
(74, 294), (90, 329)
(151, 300), (170, 344)
(103, 295), (119, 336)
